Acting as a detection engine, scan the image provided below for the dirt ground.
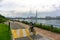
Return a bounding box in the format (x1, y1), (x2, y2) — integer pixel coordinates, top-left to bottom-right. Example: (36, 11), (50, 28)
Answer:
(34, 27), (60, 40)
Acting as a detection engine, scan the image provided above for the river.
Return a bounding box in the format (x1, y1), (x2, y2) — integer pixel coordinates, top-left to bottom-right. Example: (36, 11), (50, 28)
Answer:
(14, 19), (60, 28)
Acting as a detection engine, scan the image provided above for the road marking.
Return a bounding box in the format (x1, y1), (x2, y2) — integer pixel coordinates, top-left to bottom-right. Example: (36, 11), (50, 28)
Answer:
(25, 29), (30, 36)
(23, 29), (27, 37)
(12, 30), (18, 38)
(20, 29), (23, 38)
(11, 29), (31, 38)
(17, 29), (20, 37)
(25, 29), (33, 40)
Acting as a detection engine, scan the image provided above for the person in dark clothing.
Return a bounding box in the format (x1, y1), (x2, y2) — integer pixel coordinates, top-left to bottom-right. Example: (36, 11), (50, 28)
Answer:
(29, 22), (36, 35)
(30, 26), (34, 32)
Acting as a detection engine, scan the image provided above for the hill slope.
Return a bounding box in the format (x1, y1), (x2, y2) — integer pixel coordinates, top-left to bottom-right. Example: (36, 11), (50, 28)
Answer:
(0, 15), (7, 23)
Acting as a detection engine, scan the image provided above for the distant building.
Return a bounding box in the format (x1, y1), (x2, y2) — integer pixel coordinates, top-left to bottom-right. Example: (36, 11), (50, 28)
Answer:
(45, 16), (55, 20)
(30, 16), (36, 18)
(45, 16), (52, 19)
(56, 16), (60, 19)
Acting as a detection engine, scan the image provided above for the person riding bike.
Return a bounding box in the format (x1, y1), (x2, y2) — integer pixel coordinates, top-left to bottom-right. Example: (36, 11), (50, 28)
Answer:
(29, 22), (36, 35)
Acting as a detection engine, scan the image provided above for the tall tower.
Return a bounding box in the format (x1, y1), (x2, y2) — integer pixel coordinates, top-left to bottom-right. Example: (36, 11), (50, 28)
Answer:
(36, 10), (37, 23)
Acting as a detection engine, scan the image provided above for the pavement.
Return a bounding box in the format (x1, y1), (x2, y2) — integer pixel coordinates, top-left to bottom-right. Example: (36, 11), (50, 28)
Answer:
(9, 21), (51, 40)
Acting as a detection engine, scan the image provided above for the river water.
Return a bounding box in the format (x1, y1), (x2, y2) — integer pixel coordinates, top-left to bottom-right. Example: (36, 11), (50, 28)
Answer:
(15, 19), (60, 28)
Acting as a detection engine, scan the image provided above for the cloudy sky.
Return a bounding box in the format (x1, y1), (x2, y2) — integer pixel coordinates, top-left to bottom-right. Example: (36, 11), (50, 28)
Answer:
(0, 0), (60, 17)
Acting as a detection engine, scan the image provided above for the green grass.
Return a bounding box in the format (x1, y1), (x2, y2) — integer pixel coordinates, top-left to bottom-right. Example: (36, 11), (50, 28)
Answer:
(0, 23), (11, 40)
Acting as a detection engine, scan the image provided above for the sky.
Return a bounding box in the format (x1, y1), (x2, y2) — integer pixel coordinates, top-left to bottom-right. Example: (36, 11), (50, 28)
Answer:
(0, 0), (60, 17)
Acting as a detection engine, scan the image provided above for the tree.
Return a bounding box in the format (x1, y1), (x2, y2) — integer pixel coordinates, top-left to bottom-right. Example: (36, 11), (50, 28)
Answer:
(0, 15), (7, 23)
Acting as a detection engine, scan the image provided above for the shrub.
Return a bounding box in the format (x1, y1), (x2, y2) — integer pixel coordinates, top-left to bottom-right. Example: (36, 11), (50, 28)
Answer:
(21, 21), (60, 34)
(52, 27), (60, 33)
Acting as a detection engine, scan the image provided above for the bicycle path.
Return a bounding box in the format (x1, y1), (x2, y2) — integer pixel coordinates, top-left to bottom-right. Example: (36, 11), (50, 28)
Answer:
(10, 21), (51, 40)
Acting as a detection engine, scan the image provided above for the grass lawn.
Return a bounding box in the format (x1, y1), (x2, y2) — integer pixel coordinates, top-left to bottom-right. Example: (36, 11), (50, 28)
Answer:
(0, 23), (11, 40)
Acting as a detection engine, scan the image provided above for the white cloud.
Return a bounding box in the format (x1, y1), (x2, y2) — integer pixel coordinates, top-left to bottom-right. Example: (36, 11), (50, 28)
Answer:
(0, 0), (60, 17)
(0, 0), (60, 12)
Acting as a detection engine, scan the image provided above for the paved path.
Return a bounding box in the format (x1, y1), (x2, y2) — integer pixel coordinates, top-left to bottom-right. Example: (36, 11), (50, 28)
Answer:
(10, 22), (25, 29)
(10, 21), (51, 40)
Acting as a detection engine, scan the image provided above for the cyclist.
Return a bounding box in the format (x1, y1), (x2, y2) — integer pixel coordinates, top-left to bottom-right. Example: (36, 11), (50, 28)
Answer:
(29, 22), (36, 35)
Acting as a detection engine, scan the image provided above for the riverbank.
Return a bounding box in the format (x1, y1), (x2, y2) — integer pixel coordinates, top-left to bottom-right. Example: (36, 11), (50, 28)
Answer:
(21, 21), (60, 34)
(17, 21), (60, 40)
(0, 23), (11, 40)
